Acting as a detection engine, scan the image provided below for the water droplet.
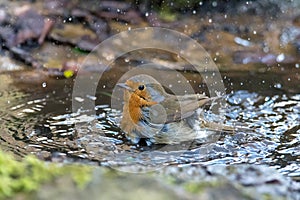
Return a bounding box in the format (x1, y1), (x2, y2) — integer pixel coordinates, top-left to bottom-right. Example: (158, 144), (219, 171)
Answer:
(86, 95), (97, 101)
(276, 53), (285, 62)
(234, 37), (252, 47)
(75, 97), (84, 102)
(42, 82), (47, 88)
(274, 83), (282, 89)
(263, 46), (269, 53)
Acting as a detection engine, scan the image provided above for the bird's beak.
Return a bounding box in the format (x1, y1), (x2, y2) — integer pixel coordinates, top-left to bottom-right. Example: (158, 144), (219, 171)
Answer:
(116, 83), (134, 91)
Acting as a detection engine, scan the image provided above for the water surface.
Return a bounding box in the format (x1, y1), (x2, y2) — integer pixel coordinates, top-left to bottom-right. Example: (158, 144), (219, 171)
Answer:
(0, 67), (299, 179)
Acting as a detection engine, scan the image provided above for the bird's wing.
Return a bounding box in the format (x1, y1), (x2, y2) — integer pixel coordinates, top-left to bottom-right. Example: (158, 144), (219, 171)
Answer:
(160, 94), (216, 123)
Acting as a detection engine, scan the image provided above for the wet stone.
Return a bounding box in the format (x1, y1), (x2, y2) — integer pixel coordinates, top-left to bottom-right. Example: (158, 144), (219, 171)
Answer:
(15, 8), (46, 46)
(0, 26), (16, 48)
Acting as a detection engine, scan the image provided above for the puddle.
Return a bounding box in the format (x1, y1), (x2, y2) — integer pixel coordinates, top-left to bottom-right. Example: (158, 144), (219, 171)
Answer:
(0, 67), (299, 179)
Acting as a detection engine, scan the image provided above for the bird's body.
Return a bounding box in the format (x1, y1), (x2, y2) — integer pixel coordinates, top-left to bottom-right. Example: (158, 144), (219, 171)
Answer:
(119, 75), (230, 144)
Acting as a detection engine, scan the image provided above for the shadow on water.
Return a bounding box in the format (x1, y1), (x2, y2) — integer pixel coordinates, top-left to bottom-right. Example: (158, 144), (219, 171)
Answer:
(0, 64), (299, 179)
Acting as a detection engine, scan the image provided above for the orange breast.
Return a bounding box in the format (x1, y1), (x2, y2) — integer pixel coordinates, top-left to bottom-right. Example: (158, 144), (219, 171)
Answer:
(128, 93), (157, 124)
(128, 93), (143, 124)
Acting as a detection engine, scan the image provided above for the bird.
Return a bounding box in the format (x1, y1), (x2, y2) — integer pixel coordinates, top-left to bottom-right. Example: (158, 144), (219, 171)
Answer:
(117, 74), (233, 145)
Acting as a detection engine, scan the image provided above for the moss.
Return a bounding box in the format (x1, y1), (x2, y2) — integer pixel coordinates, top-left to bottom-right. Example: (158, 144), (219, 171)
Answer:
(158, 9), (177, 22)
(262, 193), (273, 200)
(72, 47), (90, 54)
(184, 181), (217, 193)
(66, 165), (93, 189)
(0, 150), (93, 199)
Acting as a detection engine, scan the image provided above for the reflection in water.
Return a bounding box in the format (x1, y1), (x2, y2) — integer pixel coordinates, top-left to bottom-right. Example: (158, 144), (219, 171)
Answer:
(0, 70), (299, 177)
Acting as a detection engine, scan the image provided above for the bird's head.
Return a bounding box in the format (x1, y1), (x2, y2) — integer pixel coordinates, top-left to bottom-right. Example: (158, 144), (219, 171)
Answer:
(117, 75), (167, 103)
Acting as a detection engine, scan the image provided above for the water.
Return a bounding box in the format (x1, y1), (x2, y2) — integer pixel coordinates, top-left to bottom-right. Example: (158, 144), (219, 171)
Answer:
(0, 69), (299, 178)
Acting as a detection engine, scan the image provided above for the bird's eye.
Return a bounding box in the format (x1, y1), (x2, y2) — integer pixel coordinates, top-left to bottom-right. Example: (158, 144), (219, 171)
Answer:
(138, 85), (145, 91)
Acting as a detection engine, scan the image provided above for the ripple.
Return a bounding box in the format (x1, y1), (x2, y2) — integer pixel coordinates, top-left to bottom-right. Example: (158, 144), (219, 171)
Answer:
(0, 79), (299, 178)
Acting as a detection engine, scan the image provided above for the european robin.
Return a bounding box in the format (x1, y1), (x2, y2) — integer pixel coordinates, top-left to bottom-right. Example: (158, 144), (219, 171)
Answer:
(118, 75), (230, 144)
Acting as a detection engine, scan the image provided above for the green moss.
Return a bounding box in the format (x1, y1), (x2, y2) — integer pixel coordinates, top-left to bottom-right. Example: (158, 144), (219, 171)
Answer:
(184, 181), (216, 193)
(0, 150), (93, 199)
(262, 193), (273, 200)
(158, 9), (177, 22)
(66, 165), (93, 189)
(72, 47), (90, 54)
